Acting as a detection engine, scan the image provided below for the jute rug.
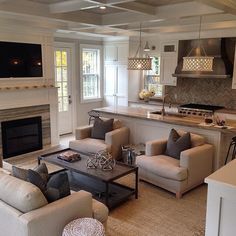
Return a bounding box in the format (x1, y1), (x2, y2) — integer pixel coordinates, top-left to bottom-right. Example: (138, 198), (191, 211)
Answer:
(6, 150), (207, 236)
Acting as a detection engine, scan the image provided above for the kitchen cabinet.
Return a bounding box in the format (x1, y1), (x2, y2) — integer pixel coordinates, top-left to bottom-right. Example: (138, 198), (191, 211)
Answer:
(205, 160), (236, 236)
(104, 41), (128, 106)
(160, 52), (177, 86)
(104, 64), (128, 107)
(160, 41), (178, 86)
(104, 43), (128, 64)
(232, 43), (236, 89)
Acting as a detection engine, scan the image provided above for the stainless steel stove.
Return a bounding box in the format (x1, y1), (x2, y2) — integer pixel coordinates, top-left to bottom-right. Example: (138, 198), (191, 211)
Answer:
(178, 104), (224, 116)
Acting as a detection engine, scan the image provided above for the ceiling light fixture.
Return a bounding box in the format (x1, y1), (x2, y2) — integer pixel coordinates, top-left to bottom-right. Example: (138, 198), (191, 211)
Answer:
(144, 41), (150, 52)
(128, 23), (152, 70)
(99, 6), (107, 10)
(182, 16), (214, 72)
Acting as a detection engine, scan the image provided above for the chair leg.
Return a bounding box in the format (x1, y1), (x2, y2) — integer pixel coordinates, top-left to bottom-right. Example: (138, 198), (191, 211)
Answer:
(176, 192), (182, 199)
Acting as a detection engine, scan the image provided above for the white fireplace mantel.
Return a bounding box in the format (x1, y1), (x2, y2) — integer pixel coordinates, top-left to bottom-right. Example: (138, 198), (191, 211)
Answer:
(0, 87), (59, 146)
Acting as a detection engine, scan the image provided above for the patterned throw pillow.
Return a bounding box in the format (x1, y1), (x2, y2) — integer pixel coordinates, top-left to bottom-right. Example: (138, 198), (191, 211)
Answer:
(91, 118), (114, 140)
(165, 129), (191, 159)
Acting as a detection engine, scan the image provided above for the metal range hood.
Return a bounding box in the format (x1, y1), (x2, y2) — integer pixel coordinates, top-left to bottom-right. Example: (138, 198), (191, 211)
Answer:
(173, 38), (235, 79)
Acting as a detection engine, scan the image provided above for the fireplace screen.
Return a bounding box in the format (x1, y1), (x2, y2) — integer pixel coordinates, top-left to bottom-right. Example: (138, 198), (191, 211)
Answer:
(1, 116), (43, 159)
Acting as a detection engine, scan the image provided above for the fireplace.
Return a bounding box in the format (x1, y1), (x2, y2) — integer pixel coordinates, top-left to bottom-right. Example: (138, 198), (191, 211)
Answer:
(1, 116), (43, 159)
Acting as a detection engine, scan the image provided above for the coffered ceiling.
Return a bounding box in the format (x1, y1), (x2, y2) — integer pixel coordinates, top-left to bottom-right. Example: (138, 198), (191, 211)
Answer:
(1, 0), (236, 38)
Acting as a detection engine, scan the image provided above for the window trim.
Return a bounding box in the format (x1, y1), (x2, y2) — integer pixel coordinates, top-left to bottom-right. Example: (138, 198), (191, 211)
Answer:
(80, 44), (103, 103)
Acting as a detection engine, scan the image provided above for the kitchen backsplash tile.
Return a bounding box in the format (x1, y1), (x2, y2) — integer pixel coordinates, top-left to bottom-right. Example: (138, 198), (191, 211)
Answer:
(165, 77), (236, 109)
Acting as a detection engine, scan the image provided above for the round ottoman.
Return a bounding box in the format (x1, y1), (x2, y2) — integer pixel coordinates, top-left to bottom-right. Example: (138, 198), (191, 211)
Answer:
(62, 218), (105, 236)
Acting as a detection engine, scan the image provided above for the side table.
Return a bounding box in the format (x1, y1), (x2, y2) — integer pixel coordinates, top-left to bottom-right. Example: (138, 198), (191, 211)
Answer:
(62, 218), (105, 236)
(122, 143), (145, 165)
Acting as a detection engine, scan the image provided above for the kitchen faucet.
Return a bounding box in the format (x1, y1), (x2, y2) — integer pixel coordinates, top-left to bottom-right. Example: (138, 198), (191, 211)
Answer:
(161, 94), (169, 116)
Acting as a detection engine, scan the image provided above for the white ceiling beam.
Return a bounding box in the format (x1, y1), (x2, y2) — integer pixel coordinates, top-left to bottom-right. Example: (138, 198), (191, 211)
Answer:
(102, 1), (223, 26)
(113, 2), (156, 15)
(197, 0), (236, 15)
(50, 0), (97, 14)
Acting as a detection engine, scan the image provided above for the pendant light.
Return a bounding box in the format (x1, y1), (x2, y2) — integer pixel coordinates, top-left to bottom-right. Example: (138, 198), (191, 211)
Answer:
(128, 23), (152, 70)
(182, 16), (214, 72)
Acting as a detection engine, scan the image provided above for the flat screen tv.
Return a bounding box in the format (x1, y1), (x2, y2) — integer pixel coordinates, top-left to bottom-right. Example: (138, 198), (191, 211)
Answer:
(0, 41), (43, 78)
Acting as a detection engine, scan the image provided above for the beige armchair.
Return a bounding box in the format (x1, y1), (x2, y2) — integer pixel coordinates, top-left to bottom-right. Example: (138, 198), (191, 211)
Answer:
(69, 120), (129, 160)
(136, 131), (214, 198)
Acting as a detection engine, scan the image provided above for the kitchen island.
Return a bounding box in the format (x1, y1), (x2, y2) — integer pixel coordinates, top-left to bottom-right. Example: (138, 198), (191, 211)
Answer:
(93, 106), (236, 170)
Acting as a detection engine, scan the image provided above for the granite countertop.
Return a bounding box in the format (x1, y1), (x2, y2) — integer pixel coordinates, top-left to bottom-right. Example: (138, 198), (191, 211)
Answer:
(129, 100), (236, 115)
(93, 106), (236, 134)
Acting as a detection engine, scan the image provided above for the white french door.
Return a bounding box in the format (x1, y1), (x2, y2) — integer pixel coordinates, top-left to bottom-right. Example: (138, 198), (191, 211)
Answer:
(54, 47), (73, 135)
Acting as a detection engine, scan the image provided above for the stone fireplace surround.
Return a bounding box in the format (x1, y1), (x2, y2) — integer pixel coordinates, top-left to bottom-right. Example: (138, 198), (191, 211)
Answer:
(0, 86), (59, 161)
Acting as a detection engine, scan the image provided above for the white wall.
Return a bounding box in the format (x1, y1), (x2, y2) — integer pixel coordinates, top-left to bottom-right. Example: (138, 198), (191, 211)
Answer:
(0, 20), (59, 145)
(54, 37), (103, 127)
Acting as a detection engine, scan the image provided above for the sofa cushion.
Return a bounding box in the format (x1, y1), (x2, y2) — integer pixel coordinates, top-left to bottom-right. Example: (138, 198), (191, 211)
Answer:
(178, 130), (205, 147)
(136, 155), (188, 181)
(91, 118), (114, 140)
(69, 138), (111, 154)
(165, 129), (191, 159)
(0, 172), (47, 213)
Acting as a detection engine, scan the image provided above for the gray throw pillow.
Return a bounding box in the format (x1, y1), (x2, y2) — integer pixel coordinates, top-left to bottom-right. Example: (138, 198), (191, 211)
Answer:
(165, 129), (191, 159)
(33, 163), (49, 182)
(47, 172), (71, 199)
(28, 169), (47, 193)
(12, 166), (28, 181)
(91, 118), (114, 140)
(28, 170), (70, 203)
(12, 163), (49, 182)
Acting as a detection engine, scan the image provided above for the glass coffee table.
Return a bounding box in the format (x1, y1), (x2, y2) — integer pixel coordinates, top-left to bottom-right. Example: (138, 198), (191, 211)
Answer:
(38, 148), (138, 209)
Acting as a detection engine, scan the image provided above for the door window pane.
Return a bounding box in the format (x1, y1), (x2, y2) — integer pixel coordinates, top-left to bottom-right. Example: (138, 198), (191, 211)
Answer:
(55, 49), (69, 112)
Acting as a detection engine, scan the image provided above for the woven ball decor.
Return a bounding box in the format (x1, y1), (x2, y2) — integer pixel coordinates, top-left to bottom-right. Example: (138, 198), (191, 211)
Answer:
(62, 218), (105, 236)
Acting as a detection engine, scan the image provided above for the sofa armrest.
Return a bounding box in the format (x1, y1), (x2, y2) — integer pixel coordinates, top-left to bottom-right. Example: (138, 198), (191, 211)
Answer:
(105, 127), (129, 159)
(146, 139), (167, 156)
(75, 125), (92, 140)
(180, 144), (214, 186)
(19, 190), (93, 236)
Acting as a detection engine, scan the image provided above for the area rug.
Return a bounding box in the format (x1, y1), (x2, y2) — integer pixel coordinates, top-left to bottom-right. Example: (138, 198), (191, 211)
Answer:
(6, 152), (207, 236)
(107, 175), (206, 236)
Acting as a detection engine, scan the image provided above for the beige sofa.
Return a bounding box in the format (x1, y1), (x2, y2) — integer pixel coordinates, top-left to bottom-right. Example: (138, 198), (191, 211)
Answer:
(0, 169), (108, 236)
(136, 131), (214, 198)
(69, 119), (129, 160)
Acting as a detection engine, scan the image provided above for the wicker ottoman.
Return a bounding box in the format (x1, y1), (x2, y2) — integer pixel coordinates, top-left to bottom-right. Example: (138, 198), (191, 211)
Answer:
(62, 218), (105, 236)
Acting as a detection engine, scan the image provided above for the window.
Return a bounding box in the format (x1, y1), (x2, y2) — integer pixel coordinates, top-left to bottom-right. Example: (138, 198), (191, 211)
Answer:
(144, 56), (164, 98)
(81, 45), (102, 102)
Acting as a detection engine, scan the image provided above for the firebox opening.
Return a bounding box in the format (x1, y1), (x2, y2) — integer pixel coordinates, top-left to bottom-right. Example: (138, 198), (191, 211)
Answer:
(1, 116), (43, 159)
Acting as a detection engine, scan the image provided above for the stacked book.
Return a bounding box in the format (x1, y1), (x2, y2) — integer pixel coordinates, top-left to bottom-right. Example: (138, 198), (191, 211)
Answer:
(57, 150), (81, 162)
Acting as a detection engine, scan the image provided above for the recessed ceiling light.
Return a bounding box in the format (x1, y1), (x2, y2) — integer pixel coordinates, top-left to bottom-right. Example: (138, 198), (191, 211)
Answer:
(99, 6), (107, 10)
